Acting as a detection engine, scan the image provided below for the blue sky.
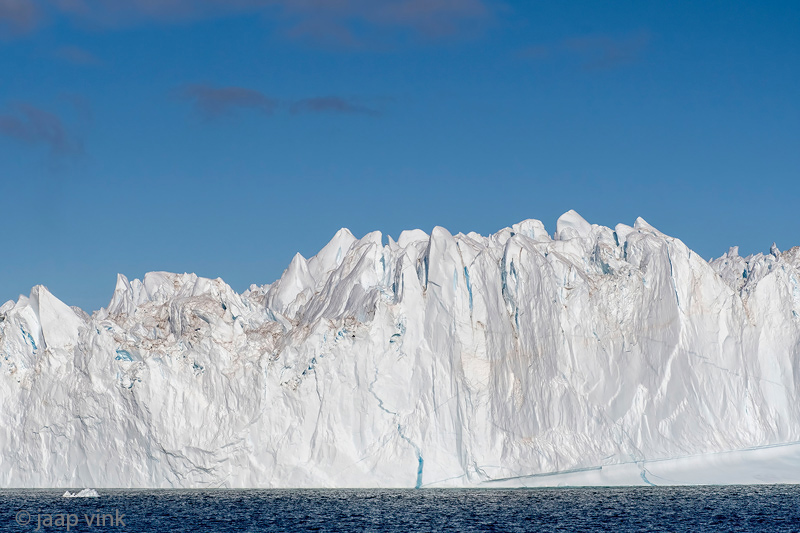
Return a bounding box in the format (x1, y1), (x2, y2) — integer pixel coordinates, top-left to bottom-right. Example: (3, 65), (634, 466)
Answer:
(1, 1), (798, 311)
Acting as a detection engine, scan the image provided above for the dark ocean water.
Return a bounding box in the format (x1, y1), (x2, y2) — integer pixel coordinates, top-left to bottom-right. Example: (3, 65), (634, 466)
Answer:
(2, 486), (800, 532)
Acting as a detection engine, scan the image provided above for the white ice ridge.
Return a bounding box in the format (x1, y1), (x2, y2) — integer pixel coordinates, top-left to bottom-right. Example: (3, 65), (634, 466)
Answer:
(2, 211), (800, 488)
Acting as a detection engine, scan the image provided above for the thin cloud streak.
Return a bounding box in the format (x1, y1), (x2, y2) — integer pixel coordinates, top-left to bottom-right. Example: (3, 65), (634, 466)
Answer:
(564, 31), (652, 70)
(55, 45), (103, 66)
(44, 0), (495, 46)
(177, 84), (278, 118)
(0, 102), (82, 154)
(177, 84), (383, 119)
(278, 0), (493, 46)
(521, 30), (652, 70)
(372, 0), (489, 36)
(290, 97), (378, 116)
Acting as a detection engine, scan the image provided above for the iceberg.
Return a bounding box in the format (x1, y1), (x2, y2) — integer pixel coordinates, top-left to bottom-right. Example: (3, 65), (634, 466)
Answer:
(2, 211), (800, 488)
(63, 489), (99, 498)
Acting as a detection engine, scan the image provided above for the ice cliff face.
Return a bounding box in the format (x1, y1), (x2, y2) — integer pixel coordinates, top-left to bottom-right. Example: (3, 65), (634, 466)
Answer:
(2, 211), (800, 488)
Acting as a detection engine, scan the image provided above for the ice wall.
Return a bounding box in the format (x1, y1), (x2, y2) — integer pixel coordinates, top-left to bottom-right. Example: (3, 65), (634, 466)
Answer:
(2, 211), (800, 487)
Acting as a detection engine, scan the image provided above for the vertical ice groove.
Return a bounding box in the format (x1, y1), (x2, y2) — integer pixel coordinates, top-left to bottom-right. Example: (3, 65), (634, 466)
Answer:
(464, 267), (473, 312)
(666, 247), (681, 309)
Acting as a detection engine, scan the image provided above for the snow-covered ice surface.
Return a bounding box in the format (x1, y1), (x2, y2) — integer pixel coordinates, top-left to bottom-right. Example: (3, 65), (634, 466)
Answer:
(2, 211), (800, 488)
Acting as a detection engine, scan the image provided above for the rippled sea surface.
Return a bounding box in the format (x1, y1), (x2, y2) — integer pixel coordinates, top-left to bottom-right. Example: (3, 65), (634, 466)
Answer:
(3, 486), (800, 532)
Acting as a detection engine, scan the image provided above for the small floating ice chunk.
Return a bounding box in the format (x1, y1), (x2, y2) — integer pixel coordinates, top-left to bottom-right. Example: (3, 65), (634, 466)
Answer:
(63, 488), (99, 498)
